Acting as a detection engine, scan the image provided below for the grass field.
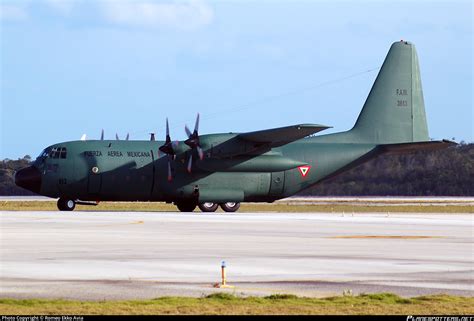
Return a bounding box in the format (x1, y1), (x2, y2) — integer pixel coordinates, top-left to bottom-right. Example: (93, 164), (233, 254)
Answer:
(0, 200), (473, 213)
(1, 293), (473, 315)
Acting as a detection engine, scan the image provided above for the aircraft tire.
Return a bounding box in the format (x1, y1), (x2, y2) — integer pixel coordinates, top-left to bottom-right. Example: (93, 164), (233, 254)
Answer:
(220, 202), (240, 212)
(198, 202), (219, 212)
(176, 202), (197, 212)
(57, 198), (75, 211)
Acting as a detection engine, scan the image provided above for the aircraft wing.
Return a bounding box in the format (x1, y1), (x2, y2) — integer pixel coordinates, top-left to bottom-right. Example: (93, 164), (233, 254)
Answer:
(239, 124), (331, 148)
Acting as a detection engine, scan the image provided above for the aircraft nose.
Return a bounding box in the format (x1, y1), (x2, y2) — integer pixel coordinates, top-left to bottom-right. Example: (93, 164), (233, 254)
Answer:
(15, 166), (42, 194)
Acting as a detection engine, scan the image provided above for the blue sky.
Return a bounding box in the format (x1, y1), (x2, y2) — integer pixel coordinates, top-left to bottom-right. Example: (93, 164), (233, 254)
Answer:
(1, 0), (472, 159)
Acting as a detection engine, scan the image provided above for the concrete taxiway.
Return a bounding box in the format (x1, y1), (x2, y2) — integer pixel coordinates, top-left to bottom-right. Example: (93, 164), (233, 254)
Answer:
(0, 211), (472, 300)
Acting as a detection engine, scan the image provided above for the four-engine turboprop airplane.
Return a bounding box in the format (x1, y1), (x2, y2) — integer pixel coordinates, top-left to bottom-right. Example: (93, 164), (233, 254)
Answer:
(15, 41), (455, 212)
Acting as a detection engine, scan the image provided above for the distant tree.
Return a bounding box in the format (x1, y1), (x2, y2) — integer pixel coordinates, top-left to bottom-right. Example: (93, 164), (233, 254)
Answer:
(0, 157), (35, 195)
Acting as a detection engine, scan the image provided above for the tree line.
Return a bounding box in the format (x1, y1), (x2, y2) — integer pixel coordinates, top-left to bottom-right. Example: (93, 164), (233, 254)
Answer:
(304, 142), (473, 196)
(1, 155), (34, 195)
(1, 143), (472, 196)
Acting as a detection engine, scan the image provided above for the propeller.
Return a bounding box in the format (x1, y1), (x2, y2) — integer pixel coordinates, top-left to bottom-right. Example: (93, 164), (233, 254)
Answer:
(100, 129), (104, 140)
(115, 133), (120, 140)
(158, 118), (179, 181)
(125, 133), (130, 141)
(159, 118), (176, 156)
(184, 113), (204, 173)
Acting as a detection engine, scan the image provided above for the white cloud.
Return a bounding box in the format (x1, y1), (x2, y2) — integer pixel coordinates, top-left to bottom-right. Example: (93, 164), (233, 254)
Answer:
(100, 0), (214, 31)
(0, 4), (28, 21)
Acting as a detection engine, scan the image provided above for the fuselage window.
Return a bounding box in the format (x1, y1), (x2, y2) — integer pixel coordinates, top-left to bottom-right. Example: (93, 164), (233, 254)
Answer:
(60, 147), (67, 159)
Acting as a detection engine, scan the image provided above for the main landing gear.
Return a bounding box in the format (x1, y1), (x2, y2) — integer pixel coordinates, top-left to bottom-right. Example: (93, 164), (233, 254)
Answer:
(175, 201), (241, 213)
(219, 202), (240, 212)
(57, 198), (76, 211)
(198, 202), (219, 212)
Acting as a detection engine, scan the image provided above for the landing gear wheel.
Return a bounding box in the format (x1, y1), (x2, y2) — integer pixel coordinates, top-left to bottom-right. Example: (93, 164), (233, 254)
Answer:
(198, 202), (219, 212)
(176, 202), (197, 212)
(220, 202), (240, 213)
(57, 198), (75, 211)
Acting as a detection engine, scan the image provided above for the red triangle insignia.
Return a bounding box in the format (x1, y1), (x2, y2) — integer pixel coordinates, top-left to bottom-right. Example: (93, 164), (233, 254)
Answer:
(298, 165), (311, 177)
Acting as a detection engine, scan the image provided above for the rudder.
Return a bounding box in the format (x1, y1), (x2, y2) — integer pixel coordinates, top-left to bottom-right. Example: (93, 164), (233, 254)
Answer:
(351, 41), (429, 144)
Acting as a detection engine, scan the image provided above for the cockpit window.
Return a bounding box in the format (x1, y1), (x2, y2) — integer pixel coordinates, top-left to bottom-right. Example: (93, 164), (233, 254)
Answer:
(49, 148), (58, 158)
(37, 149), (49, 159)
(49, 147), (67, 159)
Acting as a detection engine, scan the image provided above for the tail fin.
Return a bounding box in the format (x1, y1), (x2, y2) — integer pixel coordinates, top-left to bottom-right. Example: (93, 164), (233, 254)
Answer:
(351, 41), (429, 144)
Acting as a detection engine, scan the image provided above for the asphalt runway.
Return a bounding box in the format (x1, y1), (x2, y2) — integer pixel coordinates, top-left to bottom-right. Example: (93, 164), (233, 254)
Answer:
(0, 211), (472, 300)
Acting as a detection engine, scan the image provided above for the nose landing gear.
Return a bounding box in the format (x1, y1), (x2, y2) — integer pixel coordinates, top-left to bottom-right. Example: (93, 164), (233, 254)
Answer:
(175, 201), (197, 212)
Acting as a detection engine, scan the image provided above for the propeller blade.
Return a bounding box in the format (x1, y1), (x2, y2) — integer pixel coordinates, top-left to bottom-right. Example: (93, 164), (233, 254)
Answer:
(187, 155), (193, 173)
(150, 133), (155, 141)
(101, 129), (104, 140)
(185, 113), (200, 138)
(166, 118), (170, 141)
(194, 113), (200, 134)
(185, 125), (192, 138)
(184, 113), (204, 163)
(126, 133), (129, 141)
(197, 146), (204, 160)
(115, 133), (119, 140)
(167, 159), (172, 182)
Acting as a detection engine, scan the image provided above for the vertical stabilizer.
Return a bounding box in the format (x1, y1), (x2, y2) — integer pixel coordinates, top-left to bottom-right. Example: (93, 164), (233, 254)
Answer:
(351, 41), (429, 143)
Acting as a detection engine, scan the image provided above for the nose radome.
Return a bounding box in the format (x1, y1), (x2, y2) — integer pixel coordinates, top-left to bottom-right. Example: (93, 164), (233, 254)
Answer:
(15, 166), (42, 194)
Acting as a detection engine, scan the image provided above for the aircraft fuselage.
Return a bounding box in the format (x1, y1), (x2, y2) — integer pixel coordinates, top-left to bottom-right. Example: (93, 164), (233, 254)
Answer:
(29, 136), (376, 204)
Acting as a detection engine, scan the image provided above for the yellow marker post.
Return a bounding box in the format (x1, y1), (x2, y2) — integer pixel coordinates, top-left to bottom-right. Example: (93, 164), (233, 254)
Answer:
(221, 261), (227, 286)
(214, 260), (234, 288)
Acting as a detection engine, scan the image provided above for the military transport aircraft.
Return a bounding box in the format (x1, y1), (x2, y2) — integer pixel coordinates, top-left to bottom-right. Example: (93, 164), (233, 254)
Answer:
(15, 41), (454, 212)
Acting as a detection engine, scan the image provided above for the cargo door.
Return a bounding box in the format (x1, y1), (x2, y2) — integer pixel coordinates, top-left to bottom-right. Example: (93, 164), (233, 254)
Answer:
(269, 171), (285, 197)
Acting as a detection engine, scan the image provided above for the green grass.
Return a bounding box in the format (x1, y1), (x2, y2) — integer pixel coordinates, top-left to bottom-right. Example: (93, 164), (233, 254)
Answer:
(0, 293), (472, 315)
(1, 200), (472, 213)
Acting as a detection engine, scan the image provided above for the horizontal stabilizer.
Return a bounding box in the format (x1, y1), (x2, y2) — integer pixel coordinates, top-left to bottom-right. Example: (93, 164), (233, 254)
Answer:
(239, 124), (330, 148)
(378, 140), (457, 155)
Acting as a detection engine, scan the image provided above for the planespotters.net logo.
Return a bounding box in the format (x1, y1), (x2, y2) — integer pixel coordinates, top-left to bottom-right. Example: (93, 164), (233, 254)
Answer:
(407, 317), (473, 321)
